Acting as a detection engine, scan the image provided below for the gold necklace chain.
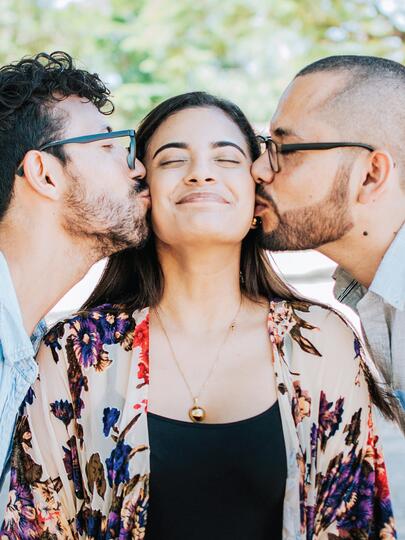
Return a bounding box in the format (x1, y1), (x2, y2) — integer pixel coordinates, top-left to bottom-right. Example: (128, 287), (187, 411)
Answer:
(153, 297), (243, 423)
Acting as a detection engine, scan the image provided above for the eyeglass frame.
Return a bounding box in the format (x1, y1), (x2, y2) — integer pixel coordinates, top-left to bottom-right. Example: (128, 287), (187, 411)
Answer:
(256, 135), (375, 173)
(16, 129), (136, 177)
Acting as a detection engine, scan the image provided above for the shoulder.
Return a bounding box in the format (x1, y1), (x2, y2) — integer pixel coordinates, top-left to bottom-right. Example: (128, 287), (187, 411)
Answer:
(270, 299), (361, 372)
(40, 304), (148, 367)
(272, 301), (374, 443)
(270, 298), (357, 341)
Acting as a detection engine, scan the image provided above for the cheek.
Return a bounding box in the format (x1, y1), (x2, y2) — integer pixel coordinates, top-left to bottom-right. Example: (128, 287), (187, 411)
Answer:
(235, 171), (256, 208)
(148, 177), (176, 236)
(228, 173), (256, 230)
(148, 173), (174, 208)
(273, 163), (331, 209)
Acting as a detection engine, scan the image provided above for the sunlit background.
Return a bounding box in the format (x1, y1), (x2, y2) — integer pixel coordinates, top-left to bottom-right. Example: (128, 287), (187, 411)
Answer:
(1, 0), (404, 533)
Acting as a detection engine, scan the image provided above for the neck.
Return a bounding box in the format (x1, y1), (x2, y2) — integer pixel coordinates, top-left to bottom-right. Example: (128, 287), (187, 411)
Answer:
(156, 242), (244, 332)
(0, 225), (98, 335)
(319, 208), (405, 288)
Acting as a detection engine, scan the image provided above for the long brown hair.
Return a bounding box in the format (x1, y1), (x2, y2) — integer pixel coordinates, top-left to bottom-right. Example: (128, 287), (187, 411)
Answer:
(82, 91), (303, 312)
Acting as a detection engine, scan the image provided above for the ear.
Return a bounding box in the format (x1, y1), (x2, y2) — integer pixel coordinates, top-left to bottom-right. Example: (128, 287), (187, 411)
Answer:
(357, 150), (394, 205)
(18, 150), (62, 201)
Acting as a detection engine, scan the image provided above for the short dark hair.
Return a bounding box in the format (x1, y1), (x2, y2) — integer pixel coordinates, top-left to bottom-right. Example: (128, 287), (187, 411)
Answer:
(0, 51), (114, 221)
(296, 54), (405, 82)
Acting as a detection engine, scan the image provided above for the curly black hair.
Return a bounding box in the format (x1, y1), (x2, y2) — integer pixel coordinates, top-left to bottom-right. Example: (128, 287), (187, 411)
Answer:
(0, 51), (114, 221)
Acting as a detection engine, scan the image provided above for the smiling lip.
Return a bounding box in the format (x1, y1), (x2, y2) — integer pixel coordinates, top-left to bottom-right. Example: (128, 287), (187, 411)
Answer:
(177, 192), (229, 204)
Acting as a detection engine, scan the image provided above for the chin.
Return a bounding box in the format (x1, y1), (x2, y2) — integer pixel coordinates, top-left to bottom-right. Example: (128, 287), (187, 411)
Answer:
(177, 226), (245, 246)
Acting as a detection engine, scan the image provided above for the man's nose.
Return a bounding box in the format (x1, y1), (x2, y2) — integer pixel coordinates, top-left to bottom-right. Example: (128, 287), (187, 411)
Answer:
(131, 158), (146, 180)
(251, 154), (274, 185)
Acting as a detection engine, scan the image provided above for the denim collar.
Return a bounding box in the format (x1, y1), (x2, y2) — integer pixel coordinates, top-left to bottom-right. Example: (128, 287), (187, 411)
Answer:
(0, 252), (34, 360)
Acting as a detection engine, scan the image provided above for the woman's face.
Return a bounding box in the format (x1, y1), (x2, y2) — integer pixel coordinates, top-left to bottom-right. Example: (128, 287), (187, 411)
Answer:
(144, 106), (255, 248)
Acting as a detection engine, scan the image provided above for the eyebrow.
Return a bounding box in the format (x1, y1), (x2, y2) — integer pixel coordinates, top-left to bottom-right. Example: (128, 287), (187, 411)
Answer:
(153, 142), (188, 159)
(212, 141), (246, 157)
(272, 127), (302, 140)
(152, 140), (247, 159)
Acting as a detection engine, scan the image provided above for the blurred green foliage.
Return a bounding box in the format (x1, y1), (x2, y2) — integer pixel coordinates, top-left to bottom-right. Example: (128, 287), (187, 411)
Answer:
(1, 0), (405, 126)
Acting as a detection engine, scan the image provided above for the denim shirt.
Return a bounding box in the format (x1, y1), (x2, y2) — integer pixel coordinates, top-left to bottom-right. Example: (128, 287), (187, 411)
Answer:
(333, 222), (405, 410)
(0, 252), (46, 480)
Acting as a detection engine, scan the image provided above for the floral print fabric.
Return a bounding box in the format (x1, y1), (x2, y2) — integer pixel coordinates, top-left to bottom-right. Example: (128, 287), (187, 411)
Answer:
(0, 301), (396, 539)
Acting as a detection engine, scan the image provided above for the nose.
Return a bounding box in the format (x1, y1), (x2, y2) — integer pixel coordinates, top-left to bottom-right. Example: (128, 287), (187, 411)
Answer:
(184, 160), (216, 185)
(251, 153), (274, 185)
(130, 158), (146, 181)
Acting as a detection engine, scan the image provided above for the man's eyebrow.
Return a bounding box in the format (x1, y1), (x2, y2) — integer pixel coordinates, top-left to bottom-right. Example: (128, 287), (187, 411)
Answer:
(272, 127), (301, 139)
(153, 142), (188, 159)
(212, 141), (247, 157)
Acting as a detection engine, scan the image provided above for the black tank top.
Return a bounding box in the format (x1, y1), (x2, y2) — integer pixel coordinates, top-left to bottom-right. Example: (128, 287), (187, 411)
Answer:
(145, 401), (286, 540)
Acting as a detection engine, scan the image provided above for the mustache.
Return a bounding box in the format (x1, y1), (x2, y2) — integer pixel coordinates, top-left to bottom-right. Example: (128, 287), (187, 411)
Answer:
(134, 179), (149, 194)
(255, 185), (276, 207)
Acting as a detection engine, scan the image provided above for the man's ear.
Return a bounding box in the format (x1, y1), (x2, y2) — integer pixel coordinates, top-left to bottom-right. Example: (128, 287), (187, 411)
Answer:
(358, 150), (394, 204)
(18, 150), (62, 201)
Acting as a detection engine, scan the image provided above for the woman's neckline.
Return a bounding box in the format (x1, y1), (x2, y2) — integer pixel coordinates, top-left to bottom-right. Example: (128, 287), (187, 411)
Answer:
(147, 400), (279, 428)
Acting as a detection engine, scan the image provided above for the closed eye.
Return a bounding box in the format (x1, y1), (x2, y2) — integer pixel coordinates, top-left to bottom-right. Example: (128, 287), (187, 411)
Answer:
(159, 159), (188, 166)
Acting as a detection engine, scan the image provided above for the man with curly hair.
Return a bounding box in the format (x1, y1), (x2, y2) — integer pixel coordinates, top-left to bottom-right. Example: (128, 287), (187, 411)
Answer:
(0, 51), (150, 479)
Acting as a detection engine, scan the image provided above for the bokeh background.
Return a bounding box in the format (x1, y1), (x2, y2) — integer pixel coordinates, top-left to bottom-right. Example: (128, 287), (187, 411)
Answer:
(1, 0), (404, 534)
(3, 0), (405, 126)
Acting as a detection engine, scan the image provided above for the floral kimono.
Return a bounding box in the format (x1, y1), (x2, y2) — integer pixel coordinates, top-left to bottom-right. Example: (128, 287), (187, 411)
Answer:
(0, 300), (396, 539)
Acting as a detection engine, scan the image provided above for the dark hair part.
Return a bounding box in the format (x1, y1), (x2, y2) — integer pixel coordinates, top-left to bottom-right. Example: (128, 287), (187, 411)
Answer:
(83, 91), (303, 312)
(82, 91), (402, 428)
(0, 50), (113, 221)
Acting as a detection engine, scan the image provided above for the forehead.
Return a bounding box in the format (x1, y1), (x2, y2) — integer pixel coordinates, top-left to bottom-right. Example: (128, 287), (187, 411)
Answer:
(271, 72), (347, 138)
(149, 106), (247, 147)
(53, 95), (106, 136)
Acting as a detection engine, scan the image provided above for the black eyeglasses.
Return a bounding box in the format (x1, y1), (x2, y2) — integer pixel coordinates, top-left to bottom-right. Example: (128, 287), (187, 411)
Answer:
(16, 129), (136, 177)
(257, 135), (375, 173)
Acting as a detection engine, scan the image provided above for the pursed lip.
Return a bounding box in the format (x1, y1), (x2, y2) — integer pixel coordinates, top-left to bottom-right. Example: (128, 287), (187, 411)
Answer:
(137, 190), (151, 206)
(177, 191), (229, 204)
(255, 195), (269, 207)
(254, 195), (269, 214)
(137, 188), (151, 199)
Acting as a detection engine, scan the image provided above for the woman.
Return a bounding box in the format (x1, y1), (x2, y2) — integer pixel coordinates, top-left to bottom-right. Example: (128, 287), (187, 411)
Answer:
(0, 92), (397, 539)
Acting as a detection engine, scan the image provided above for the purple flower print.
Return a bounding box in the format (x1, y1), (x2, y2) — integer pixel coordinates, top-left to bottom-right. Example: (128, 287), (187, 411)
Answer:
(70, 317), (102, 369)
(106, 441), (132, 487)
(50, 400), (74, 427)
(103, 407), (120, 437)
(62, 436), (84, 499)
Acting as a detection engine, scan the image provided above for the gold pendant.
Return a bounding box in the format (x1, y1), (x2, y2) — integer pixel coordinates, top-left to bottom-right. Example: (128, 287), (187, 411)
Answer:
(189, 399), (206, 423)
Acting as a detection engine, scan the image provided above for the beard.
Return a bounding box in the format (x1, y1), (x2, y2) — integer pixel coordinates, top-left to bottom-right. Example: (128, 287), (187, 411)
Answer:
(62, 172), (150, 259)
(257, 163), (354, 251)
